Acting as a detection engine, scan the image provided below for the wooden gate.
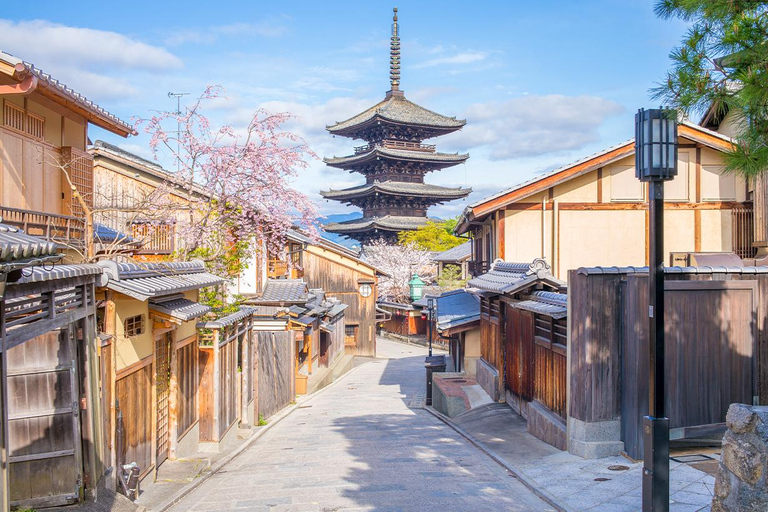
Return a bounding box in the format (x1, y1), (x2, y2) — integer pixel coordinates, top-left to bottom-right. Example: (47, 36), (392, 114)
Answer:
(621, 278), (757, 459)
(6, 329), (82, 509)
(504, 305), (534, 401)
(155, 333), (172, 465)
(319, 331), (330, 367)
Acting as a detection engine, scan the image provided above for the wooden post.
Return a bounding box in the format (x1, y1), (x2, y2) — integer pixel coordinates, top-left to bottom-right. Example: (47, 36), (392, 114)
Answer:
(104, 292), (117, 491)
(0, 325), (8, 512)
(212, 329), (220, 443)
(306, 331), (312, 375)
(168, 336), (179, 459)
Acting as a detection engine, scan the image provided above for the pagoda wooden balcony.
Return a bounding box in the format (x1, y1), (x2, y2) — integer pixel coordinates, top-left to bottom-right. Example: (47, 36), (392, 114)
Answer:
(354, 140), (437, 154)
(0, 205), (86, 248)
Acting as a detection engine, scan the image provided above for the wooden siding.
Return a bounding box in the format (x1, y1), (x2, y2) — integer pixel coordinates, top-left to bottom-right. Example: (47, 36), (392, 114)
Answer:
(620, 278), (756, 458)
(197, 349), (214, 442)
(116, 361), (153, 478)
(6, 329), (81, 508)
(175, 339), (198, 437)
(256, 331), (294, 420)
(302, 250), (377, 356)
(568, 272), (623, 422)
(218, 338), (238, 439)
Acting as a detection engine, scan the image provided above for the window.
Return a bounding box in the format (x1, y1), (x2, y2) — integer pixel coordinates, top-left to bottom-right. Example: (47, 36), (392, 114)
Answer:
(124, 315), (145, 337)
(3, 101), (46, 140)
(344, 325), (359, 347)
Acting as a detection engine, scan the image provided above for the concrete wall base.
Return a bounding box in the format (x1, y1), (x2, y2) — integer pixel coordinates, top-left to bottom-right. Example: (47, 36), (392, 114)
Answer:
(527, 402), (567, 451)
(476, 359), (499, 402)
(432, 372), (469, 418)
(464, 356), (479, 378)
(174, 422), (200, 459)
(568, 416), (624, 459)
(198, 420), (240, 454)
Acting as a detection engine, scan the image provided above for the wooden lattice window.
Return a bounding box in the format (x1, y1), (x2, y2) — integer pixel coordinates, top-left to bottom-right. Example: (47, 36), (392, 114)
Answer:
(61, 147), (94, 217)
(3, 102), (25, 132)
(124, 314), (145, 337)
(2, 102), (46, 140)
(26, 112), (45, 139)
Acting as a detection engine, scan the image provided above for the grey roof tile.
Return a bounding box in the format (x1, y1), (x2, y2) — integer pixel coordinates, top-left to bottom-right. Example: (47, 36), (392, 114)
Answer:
(197, 307), (255, 329)
(433, 241), (472, 263)
(510, 290), (568, 320)
(0, 223), (62, 268)
(324, 146), (469, 168)
(321, 181), (471, 201)
(14, 264), (102, 284)
(324, 215), (429, 234)
(468, 259), (564, 295)
(327, 94), (465, 133)
(258, 279), (309, 303)
(98, 259), (225, 301)
(150, 296), (212, 322)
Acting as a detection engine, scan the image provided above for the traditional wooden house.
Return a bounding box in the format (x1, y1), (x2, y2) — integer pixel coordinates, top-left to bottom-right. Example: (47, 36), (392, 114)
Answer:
(247, 279), (347, 395)
(89, 141), (210, 260)
(433, 241), (472, 281)
(238, 230), (381, 356)
(196, 308), (256, 450)
(95, 260), (224, 483)
(0, 224), (106, 510)
(434, 289), (480, 377)
(0, 52), (135, 259)
(456, 122), (751, 280)
(468, 259), (568, 449)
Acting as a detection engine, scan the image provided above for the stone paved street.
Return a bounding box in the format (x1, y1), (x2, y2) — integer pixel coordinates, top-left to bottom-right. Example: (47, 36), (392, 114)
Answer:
(169, 338), (552, 511)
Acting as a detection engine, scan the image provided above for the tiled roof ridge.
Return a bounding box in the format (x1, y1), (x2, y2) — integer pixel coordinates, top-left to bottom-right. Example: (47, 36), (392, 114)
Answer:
(1, 51), (135, 136)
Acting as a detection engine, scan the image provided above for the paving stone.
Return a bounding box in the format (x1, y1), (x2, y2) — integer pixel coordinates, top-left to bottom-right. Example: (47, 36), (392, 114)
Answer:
(168, 338), (550, 511)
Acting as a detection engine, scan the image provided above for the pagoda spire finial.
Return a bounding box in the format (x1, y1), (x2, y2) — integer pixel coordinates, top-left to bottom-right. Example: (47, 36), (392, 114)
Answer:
(389, 7), (401, 91)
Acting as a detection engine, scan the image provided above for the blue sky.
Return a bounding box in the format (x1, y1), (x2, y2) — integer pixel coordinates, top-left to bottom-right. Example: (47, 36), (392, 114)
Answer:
(1, 1), (689, 218)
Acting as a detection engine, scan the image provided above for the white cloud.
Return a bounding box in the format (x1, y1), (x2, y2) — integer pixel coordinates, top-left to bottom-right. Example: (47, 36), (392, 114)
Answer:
(0, 19), (182, 100)
(165, 19), (291, 46)
(446, 94), (624, 160)
(414, 51), (488, 69)
(0, 19), (181, 71)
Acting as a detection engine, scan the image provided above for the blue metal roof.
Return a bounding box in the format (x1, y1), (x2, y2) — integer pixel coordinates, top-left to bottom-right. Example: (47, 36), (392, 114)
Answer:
(436, 289), (480, 331)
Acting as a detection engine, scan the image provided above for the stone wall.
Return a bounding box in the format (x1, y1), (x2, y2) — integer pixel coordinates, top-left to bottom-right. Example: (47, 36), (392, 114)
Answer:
(713, 404), (768, 511)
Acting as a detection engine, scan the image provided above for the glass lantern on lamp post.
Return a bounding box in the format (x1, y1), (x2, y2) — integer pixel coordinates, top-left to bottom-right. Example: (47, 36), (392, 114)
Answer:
(635, 108), (677, 512)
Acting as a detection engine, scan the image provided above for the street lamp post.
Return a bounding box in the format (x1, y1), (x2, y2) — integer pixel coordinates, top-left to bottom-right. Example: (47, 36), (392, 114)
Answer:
(427, 297), (435, 357)
(635, 108), (678, 512)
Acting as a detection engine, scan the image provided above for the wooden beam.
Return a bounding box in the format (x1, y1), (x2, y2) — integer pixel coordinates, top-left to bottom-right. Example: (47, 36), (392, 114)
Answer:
(473, 143), (635, 218)
(596, 167), (603, 203)
(501, 201), (749, 211)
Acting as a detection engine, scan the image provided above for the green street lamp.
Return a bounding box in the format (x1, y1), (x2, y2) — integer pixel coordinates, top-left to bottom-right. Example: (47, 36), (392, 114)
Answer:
(408, 274), (426, 302)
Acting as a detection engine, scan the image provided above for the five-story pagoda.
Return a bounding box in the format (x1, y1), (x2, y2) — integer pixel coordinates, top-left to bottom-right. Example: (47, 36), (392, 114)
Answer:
(321, 7), (471, 245)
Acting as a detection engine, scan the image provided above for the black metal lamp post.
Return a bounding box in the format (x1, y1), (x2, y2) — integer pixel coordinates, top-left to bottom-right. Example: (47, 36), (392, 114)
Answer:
(636, 108), (678, 512)
(427, 297), (435, 356)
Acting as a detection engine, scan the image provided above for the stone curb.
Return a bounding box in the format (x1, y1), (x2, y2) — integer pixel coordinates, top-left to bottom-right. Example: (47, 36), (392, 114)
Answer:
(423, 405), (570, 512)
(152, 358), (374, 511)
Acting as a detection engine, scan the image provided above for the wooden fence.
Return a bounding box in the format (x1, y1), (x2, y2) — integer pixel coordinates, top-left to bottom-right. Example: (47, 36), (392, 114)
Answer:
(569, 267), (766, 459)
(256, 331), (294, 421)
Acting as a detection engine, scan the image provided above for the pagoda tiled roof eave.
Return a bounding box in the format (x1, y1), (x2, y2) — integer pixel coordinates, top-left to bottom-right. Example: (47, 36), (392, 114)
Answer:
(320, 182), (472, 201)
(323, 147), (469, 169)
(326, 114), (466, 137)
(323, 216), (429, 234)
(325, 95), (466, 135)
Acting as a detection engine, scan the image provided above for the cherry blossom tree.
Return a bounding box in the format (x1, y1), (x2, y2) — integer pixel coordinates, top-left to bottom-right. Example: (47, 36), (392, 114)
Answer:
(364, 239), (436, 303)
(135, 86), (318, 274)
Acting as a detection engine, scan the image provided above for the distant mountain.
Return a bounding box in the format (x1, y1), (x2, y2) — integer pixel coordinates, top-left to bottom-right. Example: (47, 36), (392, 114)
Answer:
(317, 212), (362, 249)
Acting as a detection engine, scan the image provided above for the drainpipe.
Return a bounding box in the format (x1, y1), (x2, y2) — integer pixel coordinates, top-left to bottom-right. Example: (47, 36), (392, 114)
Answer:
(553, 199), (559, 278)
(542, 198), (547, 260)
